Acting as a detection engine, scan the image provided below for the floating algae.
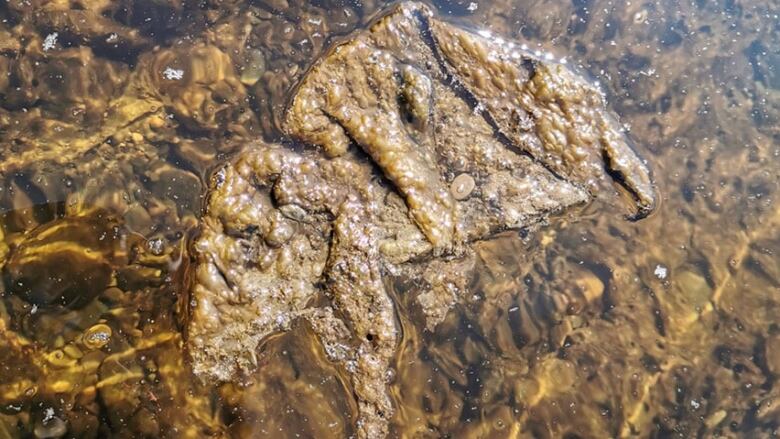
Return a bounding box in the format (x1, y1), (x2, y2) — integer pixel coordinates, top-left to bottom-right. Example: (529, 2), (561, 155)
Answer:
(187, 3), (654, 437)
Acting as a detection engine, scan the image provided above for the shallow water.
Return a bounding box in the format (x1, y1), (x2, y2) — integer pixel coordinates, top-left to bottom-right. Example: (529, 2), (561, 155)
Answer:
(0, 0), (778, 437)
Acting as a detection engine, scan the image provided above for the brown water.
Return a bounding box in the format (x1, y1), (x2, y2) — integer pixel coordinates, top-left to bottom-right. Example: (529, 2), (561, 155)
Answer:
(0, 0), (778, 437)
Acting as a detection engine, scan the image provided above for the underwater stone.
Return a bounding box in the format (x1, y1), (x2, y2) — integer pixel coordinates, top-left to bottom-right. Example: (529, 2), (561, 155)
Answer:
(3, 215), (124, 308)
(450, 173), (476, 200)
(82, 323), (112, 350)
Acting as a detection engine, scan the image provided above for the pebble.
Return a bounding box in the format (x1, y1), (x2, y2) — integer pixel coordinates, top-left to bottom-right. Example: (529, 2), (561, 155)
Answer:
(450, 173), (475, 200)
(240, 49), (266, 86)
(34, 415), (67, 438)
(130, 132), (144, 143)
(82, 324), (112, 350)
(146, 237), (165, 256)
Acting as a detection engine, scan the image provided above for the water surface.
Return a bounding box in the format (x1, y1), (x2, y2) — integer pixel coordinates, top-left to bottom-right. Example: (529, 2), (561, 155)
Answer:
(0, 0), (778, 437)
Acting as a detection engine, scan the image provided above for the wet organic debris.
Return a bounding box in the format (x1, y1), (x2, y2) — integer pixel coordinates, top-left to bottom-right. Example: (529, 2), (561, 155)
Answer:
(187, 3), (654, 437)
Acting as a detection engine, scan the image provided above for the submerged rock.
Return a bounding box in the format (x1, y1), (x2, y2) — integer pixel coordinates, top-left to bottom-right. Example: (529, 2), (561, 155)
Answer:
(187, 2), (655, 438)
(3, 215), (125, 308)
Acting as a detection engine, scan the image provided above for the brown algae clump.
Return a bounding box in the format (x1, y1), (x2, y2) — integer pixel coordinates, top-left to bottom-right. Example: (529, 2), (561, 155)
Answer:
(188, 2), (655, 438)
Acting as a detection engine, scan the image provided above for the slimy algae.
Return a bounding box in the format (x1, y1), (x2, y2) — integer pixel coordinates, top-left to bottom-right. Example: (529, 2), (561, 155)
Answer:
(188, 3), (654, 438)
